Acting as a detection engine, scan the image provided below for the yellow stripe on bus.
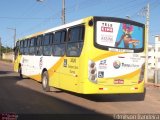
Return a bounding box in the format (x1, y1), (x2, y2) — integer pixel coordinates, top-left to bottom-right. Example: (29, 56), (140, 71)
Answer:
(112, 69), (140, 79)
(48, 57), (64, 76)
(93, 52), (123, 61)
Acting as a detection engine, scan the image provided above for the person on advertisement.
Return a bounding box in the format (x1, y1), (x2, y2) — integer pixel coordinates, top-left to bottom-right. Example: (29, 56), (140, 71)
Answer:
(115, 23), (139, 49)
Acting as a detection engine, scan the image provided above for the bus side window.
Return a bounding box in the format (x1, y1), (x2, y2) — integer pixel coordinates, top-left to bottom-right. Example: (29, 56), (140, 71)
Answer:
(35, 36), (43, 56)
(66, 25), (85, 57)
(24, 39), (29, 55)
(14, 41), (20, 60)
(43, 33), (52, 56)
(52, 30), (66, 56)
(20, 40), (24, 55)
(29, 38), (36, 55)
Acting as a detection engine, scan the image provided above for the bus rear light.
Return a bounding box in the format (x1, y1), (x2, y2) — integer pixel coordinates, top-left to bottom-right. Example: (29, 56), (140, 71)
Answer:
(138, 63), (145, 84)
(99, 88), (103, 90)
(90, 69), (96, 74)
(134, 87), (138, 90)
(99, 88), (108, 90)
(138, 80), (143, 84)
(90, 62), (96, 68)
(131, 87), (138, 90)
(88, 60), (97, 83)
(89, 75), (96, 81)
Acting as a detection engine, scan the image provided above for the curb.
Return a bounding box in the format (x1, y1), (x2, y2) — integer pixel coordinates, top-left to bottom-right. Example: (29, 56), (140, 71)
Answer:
(145, 82), (160, 88)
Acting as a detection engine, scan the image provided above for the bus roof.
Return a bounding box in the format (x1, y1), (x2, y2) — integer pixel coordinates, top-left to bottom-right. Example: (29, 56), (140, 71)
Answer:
(17, 16), (90, 41)
(17, 16), (144, 41)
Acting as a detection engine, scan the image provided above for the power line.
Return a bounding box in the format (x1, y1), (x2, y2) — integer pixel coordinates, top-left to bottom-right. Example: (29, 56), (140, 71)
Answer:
(20, 2), (38, 18)
(17, 6), (63, 38)
(0, 16), (54, 20)
(17, 16), (60, 39)
(111, 0), (146, 18)
(16, 0), (130, 37)
(16, 0), (156, 40)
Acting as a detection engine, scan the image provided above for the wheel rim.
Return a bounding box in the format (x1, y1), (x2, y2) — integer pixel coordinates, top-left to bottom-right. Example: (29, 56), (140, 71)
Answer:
(19, 67), (22, 77)
(42, 74), (47, 88)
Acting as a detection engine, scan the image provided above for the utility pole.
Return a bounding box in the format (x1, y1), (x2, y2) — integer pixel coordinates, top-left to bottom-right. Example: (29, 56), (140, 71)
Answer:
(145, 3), (150, 83)
(61, 0), (65, 24)
(7, 28), (16, 48)
(138, 3), (150, 83)
(37, 0), (66, 24)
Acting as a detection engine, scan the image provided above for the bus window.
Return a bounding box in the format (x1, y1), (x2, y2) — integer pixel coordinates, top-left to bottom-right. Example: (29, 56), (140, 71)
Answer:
(16, 41), (20, 47)
(36, 36), (42, 46)
(35, 36), (43, 56)
(23, 39), (29, 55)
(29, 38), (35, 55)
(95, 19), (144, 53)
(67, 25), (84, 57)
(53, 31), (61, 44)
(43, 34), (52, 56)
(50, 33), (54, 44)
(30, 38), (35, 47)
(43, 34), (50, 45)
(20, 40), (24, 55)
(14, 41), (20, 60)
(61, 30), (67, 43)
(67, 42), (83, 56)
(53, 44), (65, 56)
(52, 30), (66, 56)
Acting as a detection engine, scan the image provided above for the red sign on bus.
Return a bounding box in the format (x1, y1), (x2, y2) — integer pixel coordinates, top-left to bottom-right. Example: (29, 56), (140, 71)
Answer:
(101, 27), (113, 32)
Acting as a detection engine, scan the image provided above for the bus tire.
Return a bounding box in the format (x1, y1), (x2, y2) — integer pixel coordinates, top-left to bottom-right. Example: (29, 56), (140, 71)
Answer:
(42, 71), (50, 92)
(18, 65), (24, 79)
(137, 88), (146, 101)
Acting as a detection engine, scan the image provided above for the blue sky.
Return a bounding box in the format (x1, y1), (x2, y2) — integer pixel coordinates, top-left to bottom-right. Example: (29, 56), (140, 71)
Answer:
(0, 0), (159, 48)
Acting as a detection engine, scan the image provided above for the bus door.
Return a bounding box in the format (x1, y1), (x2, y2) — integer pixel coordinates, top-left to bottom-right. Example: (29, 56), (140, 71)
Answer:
(18, 39), (28, 76)
(59, 25), (84, 92)
(27, 38), (37, 76)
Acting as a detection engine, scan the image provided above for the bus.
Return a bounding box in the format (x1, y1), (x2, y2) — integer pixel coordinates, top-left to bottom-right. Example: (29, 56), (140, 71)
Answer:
(14, 16), (146, 95)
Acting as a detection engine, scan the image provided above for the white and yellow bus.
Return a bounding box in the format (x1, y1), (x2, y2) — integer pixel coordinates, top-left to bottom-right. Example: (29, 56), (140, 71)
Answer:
(14, 16), (146, 95)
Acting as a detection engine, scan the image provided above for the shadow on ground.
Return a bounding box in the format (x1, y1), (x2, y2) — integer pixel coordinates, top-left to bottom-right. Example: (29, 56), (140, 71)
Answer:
(58, 88), (146, 102)
(0, 71), (14, 75)
(0, 72), (114, 120)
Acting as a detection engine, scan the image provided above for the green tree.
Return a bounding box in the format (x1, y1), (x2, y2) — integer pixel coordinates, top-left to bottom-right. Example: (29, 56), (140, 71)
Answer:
(1, 46), (13, 53)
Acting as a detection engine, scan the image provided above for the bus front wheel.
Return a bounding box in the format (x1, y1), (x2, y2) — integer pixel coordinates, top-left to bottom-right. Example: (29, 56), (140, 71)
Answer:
(42, 71), (50, 92)
(18, 65), (24, 79)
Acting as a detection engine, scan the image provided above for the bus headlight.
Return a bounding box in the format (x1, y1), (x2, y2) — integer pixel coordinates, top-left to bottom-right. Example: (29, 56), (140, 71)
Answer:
(88, 60), (97, 83)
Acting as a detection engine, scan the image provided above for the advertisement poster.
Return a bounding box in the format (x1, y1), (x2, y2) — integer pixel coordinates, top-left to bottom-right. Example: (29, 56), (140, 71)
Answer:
(96, 21), (143, 49)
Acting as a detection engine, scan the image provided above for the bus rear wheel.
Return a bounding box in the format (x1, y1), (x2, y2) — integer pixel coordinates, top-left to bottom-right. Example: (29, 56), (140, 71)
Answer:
(42, 71), (50, 92)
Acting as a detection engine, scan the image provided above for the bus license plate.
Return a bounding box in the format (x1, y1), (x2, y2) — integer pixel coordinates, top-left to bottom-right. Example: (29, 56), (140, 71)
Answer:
(114, 79), (124, 84)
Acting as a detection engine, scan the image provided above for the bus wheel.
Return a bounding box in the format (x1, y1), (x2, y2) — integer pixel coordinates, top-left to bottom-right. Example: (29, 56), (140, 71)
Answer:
(18, 66), (24, 79)
(42, 71), (50, 92)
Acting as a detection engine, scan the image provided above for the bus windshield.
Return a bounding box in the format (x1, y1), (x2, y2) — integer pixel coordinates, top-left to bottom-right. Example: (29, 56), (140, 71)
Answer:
(95, 18), (145, 53)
